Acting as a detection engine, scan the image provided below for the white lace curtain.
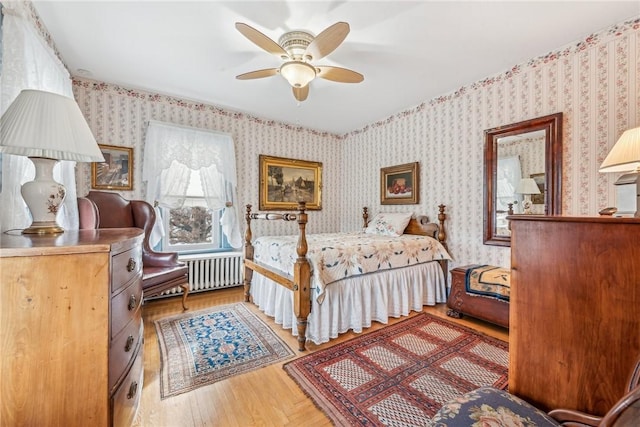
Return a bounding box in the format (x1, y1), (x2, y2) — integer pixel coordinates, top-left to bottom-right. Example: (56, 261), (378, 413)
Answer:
(142, 120), (242, 248)
(0, 2), (79, 233)
(497, 156), (523, 212)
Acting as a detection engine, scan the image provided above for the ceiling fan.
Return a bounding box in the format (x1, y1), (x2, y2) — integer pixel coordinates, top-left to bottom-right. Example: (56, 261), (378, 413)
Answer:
(235, 21), (364, 102)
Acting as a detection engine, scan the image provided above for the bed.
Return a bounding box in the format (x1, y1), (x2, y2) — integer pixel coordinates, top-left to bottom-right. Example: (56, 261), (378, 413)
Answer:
(243, 202), (451, 351)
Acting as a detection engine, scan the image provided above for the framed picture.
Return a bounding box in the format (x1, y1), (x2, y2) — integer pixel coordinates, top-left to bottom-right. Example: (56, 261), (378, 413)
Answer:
(380, 162), (419, 205)
(259, 155), (322, 210)
(530, 173), (545, 204)
(91, 144), (133, 190)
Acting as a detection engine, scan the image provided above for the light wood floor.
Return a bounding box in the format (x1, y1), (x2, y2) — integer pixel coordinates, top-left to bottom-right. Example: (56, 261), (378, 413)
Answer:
(134, 287), (508, 427)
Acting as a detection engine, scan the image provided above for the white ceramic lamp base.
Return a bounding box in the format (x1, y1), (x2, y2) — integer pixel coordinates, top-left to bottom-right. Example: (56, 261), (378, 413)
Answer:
(21, 157), (66, 234)
(522, 196), (533, 214)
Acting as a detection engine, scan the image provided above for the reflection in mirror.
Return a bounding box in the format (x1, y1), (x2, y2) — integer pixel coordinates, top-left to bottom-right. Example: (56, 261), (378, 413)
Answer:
(495, 130), (545, 236)
(484, 113), (563, 246)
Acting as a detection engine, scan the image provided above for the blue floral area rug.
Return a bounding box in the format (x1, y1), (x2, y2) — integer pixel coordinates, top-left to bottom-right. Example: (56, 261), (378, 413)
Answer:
(155, 303), (295, 399)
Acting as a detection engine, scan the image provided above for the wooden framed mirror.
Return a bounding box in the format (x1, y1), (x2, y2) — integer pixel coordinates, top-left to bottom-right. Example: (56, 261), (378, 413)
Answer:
(483, 113), (563, 246)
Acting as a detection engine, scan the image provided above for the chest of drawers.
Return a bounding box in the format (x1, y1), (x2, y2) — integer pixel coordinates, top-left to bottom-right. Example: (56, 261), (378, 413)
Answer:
(0, 228), (145, 426)
(509, 215), (640, 415)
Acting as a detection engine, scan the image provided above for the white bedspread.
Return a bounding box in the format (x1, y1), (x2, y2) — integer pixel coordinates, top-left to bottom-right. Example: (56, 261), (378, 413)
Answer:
(250, 261), (447, 345)
(253, 232), (451, 302)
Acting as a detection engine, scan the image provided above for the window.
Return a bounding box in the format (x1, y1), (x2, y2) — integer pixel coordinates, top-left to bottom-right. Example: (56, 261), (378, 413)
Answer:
(143, 121), (242, 251)
(160, 168), (229, 253)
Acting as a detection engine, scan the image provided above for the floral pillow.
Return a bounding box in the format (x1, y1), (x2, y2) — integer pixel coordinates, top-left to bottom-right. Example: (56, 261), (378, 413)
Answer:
(364, 212), (413, 236)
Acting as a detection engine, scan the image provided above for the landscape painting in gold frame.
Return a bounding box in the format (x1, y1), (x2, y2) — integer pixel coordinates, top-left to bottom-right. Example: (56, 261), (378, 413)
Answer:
(91, 144), (133, 190)
(259, 155), (322, 210)
(380, 162), (419, 205)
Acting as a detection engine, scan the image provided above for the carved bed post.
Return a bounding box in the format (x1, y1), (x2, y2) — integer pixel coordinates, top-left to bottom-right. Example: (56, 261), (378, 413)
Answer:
(243, 204), (254, 303)
(293, 201), (311, 351)
(362, 207), (369, 228)
(437, 204), (449, 286)
(437, 204), (447, 248)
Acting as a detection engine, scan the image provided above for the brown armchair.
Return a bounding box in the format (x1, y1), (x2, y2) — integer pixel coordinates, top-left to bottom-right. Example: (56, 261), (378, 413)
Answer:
(83, 191), (189, 310)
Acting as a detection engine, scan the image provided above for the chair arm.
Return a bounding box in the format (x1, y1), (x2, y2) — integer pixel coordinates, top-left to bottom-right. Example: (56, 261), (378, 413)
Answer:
(547, 408), (601, 426)
(143, 250), (183, 268)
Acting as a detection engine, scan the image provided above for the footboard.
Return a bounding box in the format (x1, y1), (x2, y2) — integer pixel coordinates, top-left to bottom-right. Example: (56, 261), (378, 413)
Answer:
(244, 201), (311, 351)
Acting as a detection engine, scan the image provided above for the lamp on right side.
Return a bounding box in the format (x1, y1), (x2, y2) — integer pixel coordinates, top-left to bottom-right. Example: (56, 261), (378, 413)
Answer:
(599, 127), (640, 217)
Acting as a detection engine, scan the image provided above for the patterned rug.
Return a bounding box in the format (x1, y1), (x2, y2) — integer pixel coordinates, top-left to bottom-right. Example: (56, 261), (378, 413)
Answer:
(155, 303), (294, 399)
(283, 313), (508, 426)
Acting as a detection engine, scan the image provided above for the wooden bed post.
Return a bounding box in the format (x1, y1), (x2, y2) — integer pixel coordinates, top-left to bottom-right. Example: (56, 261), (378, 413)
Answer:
(437, 204), (447, 249)
(243, 204), (254, 303)
(293, 201), (311, 351)
(362, 207), (369, 228)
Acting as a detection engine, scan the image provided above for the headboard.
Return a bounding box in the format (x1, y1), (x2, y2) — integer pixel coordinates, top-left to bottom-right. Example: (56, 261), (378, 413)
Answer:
(362, 205), (447, 246)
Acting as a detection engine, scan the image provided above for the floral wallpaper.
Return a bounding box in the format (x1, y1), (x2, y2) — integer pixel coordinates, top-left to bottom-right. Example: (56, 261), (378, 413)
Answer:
(69, 16), (640, 273)
(341, 17), (640, 269)
(72, 80), (344, 238)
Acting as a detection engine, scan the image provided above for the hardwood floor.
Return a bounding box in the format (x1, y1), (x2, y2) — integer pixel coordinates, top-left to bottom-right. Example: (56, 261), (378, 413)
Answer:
(134, 287), (509, 427)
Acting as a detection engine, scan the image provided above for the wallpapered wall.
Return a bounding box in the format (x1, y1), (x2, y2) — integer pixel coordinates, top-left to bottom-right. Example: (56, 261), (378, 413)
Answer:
(341, 18), (639, 268)
(72, 82), (344, 238)
(72, 17), (639, 271)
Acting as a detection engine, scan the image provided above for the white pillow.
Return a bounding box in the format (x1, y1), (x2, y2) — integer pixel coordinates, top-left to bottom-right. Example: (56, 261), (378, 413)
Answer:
(365, 212), (413, 236)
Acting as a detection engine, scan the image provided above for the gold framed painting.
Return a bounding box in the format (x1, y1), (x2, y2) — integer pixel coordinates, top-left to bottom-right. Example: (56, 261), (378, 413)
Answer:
(259, 155), (322, 210)
(380, 162), (419, 205)
(91, 144), (133, 190)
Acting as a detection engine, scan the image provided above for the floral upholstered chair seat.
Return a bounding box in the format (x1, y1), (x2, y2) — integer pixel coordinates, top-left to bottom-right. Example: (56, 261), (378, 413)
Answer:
(432, 387), (559, 426)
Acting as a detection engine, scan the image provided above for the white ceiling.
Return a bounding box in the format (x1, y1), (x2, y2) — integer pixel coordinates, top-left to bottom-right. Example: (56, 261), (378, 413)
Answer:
(32, 1), (639, 135)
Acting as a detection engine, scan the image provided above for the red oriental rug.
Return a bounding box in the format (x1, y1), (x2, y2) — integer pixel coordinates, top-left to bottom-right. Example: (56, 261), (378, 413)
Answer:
(283, 313), (508, 426)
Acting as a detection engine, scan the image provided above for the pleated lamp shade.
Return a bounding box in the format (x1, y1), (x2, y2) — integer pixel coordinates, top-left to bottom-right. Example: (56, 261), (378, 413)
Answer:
(516, 178), (541, 195)
(599, 127), (640, 173)
(0, 89), (104, 162)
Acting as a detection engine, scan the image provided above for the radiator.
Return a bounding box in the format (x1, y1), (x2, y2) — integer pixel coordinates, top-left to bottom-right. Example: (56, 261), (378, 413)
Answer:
(161, 251), (244, 296)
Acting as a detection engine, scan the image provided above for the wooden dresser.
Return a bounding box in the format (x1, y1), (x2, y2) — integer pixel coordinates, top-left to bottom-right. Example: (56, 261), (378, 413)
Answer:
(509, 215), (640, 416)
(0, 229), (145, 426)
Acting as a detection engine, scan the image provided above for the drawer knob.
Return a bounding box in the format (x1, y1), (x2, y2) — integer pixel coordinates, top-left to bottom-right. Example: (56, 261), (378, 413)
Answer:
(125, 335), (135, 352)
(128, 294), (137, 311)
(126, 258), (137, 272)
(127, 381), (138, 400)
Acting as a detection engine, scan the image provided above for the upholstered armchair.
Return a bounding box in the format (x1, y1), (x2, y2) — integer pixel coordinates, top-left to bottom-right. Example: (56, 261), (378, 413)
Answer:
(432, 356), (640, 426)
(82, 191), (189, 310)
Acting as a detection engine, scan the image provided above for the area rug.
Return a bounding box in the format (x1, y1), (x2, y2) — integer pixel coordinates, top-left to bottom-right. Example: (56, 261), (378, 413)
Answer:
(155, 303), (295, 399)
(283, 313), (508, 426)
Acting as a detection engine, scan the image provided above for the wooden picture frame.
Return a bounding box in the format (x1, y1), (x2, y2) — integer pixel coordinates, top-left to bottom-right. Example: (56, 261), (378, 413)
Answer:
(259, 155), (322, 210)
(380, 162), (419, 205)
(91, 144), (133, 190)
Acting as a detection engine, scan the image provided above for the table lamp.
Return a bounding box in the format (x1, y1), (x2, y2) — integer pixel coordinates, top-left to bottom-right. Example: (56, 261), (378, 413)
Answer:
(0, 89), (105, 234)
(515, 178), (541, 214)
(599, 127), (640, 217)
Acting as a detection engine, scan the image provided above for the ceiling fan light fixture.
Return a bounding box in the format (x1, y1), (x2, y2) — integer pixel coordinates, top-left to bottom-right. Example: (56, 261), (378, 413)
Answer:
(280, 61), (316, 88)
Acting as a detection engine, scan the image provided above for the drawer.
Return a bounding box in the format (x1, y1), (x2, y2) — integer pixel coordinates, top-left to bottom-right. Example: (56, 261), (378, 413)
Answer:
(112, 246), (142, 294)
(109, 312), (143, 392)
(111, 278), (143, 340)
(111, 345), (143, 427)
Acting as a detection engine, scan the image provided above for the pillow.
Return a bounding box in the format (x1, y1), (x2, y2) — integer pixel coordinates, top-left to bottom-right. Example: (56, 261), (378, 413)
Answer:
(364, 212), (413, 236)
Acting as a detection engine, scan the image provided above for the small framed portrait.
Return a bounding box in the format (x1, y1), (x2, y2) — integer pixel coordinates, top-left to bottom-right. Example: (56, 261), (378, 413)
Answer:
(91, 144), (133, 190)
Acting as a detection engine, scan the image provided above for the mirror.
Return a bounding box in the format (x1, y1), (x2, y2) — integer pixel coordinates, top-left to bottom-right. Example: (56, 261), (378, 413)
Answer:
(483, 113), (563, 246)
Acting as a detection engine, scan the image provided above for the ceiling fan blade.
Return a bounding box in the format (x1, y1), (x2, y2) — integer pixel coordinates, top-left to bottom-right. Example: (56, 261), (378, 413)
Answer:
(235, 22), (290, 59)
(316, 66), (364, 83)
(304, 22), (350, 62)
(292, 85), (309, 102)
(236, 68), (279, 80)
